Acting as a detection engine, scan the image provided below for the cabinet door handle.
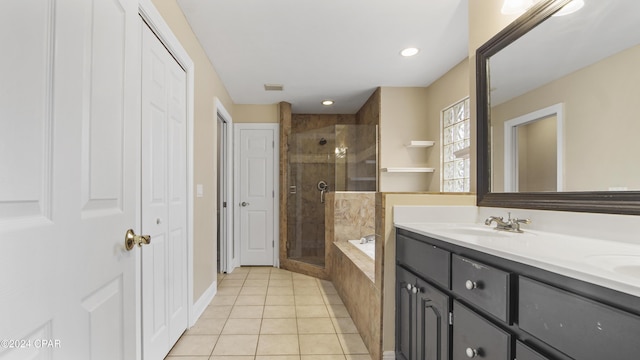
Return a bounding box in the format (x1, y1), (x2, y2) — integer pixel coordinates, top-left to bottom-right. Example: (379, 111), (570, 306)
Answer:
(412, 286), (419, 294)
(465, 280), (478, 290)
(406, 283), (413, 291)
(465, 347), (479, 358)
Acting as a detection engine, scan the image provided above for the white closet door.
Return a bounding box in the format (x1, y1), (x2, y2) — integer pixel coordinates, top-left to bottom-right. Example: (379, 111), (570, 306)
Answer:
(0, 0), (140, 359)
(141, 21), (188, 360)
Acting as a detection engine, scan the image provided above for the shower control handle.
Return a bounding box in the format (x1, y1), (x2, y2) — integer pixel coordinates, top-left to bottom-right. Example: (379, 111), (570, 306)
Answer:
(317, 181), (329, 204)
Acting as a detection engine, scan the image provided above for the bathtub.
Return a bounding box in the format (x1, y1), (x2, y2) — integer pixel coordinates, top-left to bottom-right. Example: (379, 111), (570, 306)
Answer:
(348, 239), (375, 259)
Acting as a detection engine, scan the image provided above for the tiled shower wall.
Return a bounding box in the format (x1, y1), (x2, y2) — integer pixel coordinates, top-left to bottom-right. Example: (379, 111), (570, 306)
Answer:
(331, 192), (376, 242)
(281, 90), (380, 276)
(287, 114), (356, 260)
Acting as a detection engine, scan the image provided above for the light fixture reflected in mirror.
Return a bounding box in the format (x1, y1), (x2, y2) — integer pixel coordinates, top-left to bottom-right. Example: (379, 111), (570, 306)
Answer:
(501, 0), (536, 15)
(552, 0), (584, 16)
(335, 145), (348, 159)
(501, 0), (583, 16)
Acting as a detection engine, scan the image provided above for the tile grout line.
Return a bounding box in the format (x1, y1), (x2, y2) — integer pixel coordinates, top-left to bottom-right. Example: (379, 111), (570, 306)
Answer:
(169, 268), (368, 359)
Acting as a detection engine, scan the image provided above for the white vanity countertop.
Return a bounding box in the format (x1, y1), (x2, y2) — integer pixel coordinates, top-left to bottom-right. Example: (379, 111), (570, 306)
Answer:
(395, 222), (640, 298)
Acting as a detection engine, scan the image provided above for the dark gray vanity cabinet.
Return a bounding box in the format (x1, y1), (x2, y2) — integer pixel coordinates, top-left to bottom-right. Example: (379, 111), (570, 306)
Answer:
(396, 266), (414, 360)
(451, 254), (512, 323)
(396, 227), (640, 360)
(396, 231), (452, 360)
(396, 266), (451, 360)
(452, 301), (510, 360)
(516, 342), (549, 360)
(519, 277), (640, 360)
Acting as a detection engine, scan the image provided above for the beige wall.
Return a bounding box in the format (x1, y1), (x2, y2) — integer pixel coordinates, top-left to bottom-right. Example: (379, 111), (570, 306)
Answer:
(234, 104), (279, 123)
(492, 44), (640, 191)
(379, 87), (432, 192)
(424, 59), (470, 192)
(151, 0), (234, 301)
(518, 115), (557, 192)
(378, 61), (469, 193)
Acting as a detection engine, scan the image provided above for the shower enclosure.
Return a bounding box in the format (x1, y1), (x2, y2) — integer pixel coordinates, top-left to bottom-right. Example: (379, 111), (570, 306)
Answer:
(286, 118), (377, 268)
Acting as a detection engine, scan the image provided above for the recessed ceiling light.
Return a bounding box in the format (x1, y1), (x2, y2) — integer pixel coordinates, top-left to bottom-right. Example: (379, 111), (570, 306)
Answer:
(400, 47), (420, 57)
(322, 100), (334, 106)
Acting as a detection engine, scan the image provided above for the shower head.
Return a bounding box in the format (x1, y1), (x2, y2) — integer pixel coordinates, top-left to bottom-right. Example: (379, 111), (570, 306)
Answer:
(319, 138), (327, 145)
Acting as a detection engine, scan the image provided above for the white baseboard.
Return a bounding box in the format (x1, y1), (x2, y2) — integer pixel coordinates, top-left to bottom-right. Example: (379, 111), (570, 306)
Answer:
(382, 350), (395, 360)
(190, 280), (217, 327)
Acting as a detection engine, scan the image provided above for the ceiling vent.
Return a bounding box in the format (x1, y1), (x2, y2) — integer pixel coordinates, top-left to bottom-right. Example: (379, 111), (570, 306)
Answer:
(264, 84), (284, 91)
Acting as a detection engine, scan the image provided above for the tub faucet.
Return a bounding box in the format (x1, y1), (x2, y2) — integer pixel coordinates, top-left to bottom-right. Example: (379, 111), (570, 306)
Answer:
(485, 212), (531, 233)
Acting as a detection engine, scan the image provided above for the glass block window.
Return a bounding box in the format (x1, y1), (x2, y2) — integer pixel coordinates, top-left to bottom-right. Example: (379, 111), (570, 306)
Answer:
(442, 97), (471, 192)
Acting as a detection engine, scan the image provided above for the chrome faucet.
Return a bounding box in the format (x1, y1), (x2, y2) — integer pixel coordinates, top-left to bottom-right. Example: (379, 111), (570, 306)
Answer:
(485, 212), (531, 233)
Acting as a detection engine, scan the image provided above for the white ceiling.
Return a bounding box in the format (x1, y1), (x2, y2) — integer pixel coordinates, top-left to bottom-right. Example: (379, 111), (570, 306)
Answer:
(176, 0), (469, 114)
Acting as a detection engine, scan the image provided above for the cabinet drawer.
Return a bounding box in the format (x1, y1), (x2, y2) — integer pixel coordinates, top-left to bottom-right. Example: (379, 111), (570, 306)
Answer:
(451, 254), (511, 322)
(516, 341), (549, 360)
(452, 301), (511, 360)
(396, 233), (450, 288)
(519, 277), (640, 360)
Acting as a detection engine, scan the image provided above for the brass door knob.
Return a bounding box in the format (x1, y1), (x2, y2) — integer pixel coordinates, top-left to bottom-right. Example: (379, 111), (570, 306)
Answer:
(125, 229), (151, 251)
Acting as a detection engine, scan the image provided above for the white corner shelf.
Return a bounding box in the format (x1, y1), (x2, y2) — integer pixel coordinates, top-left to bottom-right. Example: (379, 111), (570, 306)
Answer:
(381, 167), (435, 173)
(405, 140), (435, 148)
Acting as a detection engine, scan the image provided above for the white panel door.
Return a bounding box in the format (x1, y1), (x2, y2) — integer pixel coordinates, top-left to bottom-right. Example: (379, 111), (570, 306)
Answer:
(0, 0), (140, 359)
(237, 127), (276, 266)
(141, 22), (188, 359)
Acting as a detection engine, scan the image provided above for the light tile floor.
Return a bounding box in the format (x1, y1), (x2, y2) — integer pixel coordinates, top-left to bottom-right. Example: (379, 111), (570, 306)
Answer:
(165, 267), (372, 360)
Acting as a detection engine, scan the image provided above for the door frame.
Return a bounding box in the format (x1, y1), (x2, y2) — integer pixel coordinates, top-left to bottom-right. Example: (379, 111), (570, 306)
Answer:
(215, 98), (236, 273)
(234, 123), (280, 268)
(503, 103), (564, 192)
(138, 0), (196, 330)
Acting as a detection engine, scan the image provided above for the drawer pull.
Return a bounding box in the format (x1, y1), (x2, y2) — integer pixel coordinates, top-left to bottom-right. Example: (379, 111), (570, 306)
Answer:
(465, 280), (479, 290)
(465, 347), (479, 358)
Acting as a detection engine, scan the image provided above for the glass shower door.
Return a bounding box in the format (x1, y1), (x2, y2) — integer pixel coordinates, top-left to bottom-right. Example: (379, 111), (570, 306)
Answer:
(286, 126), (335, 267)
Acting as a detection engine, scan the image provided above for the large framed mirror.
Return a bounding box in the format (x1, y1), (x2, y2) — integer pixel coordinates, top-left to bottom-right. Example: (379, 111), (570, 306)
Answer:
(477, 0), (640, 215)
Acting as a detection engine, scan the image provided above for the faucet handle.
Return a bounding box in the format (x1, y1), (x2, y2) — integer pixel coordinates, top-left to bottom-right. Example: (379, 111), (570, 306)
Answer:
(511, 218), (531, 232)
(513, 218), (531, 224)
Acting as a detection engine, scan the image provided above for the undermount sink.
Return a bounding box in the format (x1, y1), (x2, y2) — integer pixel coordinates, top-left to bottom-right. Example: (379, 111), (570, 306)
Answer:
(446, 227), (513, 238)
(585, 255), (640, 278)
(424, 224), (527, 239)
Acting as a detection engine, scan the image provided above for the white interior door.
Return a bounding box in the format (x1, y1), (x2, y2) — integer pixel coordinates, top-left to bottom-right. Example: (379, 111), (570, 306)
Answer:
(141, 21), (188, 359)
(236, 126), (277, 266)
(0, 0), (140, 359)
